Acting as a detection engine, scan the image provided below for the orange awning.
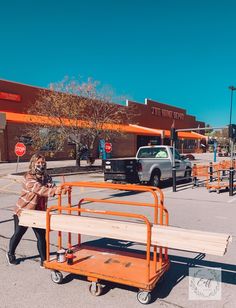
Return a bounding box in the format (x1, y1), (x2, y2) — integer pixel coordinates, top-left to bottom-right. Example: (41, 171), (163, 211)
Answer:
(163, 130), (206, 140)
(3, 112), (206, 140)
(3, 112), (163, 135)
(190, 131), (208, 140)
(127, 124), (162, 136)
(4, 111), (87, 127)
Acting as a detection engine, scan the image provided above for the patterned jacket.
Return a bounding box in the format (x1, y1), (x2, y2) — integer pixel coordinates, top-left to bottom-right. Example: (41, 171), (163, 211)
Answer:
(15, 172), (57, 215)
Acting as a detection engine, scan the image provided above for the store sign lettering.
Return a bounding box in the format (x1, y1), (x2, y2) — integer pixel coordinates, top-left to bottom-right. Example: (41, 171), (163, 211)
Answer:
(151, 107), (184, 120)
(0, 91), (21, 102)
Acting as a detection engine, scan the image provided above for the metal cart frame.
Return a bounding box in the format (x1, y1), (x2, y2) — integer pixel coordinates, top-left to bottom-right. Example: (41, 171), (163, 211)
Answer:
(44, 182), (170, 304)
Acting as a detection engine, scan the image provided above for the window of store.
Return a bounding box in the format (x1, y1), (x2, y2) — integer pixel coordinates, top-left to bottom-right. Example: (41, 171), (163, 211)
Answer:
(18, 135), (33, 146)
(137, 135), (161, 149)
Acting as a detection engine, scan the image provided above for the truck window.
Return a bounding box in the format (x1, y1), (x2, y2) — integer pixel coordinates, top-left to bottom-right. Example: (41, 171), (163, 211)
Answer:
(155, 149), (168, 158)
(137, 147), (168, 159)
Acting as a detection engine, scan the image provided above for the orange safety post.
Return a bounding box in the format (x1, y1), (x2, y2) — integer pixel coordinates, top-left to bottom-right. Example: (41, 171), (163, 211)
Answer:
(192, 164), (198, 187)
(57, 193), (62, 250)
(77, 198), (83, 246)
(67, 186), (72, 249)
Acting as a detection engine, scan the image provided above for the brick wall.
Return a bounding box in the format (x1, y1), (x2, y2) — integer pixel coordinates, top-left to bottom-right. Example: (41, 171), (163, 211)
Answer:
(0, 80), (205, 161)
(5, 123), (76, 162)
(111, 134), (137, 157)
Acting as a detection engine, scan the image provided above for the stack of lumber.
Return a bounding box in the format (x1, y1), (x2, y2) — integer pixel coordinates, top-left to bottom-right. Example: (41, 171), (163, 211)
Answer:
(19, 210), (232, 256)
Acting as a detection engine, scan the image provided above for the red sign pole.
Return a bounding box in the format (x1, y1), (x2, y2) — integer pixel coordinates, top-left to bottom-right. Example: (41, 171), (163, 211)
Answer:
(16, 156), (20, 173)
(14, 142), (26, 172)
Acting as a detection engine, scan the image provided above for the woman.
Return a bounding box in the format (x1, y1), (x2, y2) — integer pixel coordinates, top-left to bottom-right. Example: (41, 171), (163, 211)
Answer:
(6, 153), (67, 267)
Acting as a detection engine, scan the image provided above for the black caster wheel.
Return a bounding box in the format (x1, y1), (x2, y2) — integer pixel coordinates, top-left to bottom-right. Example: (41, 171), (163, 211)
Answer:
(137, 291), (151, 304)
(89, 282), (103, 296)
(51, 270), (63, 284)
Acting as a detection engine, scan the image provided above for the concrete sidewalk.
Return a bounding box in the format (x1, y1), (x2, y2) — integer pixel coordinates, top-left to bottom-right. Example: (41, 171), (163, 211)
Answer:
(0, 159), (103, 178)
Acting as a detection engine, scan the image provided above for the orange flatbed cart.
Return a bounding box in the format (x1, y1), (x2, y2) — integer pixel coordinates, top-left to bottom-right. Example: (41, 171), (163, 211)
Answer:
(44, 182), (170, 305)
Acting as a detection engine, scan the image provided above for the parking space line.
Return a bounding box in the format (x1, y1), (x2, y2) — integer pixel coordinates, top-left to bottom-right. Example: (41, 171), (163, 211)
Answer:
(215, 216), (227, 220)
(0, 188), (19, 194)
(1, 182), (19, 189)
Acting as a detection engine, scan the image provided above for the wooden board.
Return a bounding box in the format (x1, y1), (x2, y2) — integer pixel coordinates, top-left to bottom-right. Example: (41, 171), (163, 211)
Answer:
(19, 210), (232, 256)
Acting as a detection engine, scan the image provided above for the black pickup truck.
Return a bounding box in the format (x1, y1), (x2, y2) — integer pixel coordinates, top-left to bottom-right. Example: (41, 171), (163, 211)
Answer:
(103, 145), (192, 187)
(103, 158), (140, 183)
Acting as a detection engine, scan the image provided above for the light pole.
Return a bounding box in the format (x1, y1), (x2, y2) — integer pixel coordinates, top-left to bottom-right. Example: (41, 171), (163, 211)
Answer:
(228, 86), (236, 196)
(213, 137), (218, 163)
(229, 86), (236, 125)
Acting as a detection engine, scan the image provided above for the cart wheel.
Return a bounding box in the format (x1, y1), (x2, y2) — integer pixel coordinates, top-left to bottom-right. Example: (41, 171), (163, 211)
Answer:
(137, 291), (151, 304)
(51, 270), (63, 284)
(89, 282), (103, 296)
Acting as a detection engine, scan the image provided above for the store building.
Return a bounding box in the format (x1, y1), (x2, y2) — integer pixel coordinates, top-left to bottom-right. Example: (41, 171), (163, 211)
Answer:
(0, 79), (206, 162)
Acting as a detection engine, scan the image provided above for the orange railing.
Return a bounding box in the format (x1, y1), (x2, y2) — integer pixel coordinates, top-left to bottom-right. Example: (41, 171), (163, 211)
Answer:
(192, 160), (236, 193)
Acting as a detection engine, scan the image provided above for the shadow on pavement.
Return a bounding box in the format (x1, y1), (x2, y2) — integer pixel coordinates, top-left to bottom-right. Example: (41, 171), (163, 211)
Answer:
(110, 190), (143, 197)
(0, 218), (14, 224)
(59, 238), (236, 302)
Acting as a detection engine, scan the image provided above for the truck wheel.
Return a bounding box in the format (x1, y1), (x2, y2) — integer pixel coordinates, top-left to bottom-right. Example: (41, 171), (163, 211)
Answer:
(150, 171), (161, 187)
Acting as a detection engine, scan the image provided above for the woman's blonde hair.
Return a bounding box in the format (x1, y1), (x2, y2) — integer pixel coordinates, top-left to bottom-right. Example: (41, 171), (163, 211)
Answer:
(29, 152), (46, 174)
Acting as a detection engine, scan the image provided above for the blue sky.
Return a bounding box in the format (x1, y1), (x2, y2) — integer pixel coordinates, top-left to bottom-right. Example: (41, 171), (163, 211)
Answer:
(1, 0), (236, 127)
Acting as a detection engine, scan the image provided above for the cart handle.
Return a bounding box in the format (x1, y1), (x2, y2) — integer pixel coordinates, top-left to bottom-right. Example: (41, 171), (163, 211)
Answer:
(60, 181), (166, 225)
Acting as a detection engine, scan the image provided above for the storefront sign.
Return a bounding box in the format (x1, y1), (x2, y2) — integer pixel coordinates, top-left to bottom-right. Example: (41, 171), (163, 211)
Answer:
(151, 106), (184, 120)
(0, 91), (21, 102)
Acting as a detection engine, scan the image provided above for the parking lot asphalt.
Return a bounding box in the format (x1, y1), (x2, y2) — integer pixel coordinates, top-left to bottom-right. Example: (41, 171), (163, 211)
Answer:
(0, 154), (236, 308)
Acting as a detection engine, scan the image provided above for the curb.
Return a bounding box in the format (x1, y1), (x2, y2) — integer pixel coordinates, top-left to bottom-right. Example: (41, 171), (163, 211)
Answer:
(6, 170), (103, 180)
(49, 170), (103, 177)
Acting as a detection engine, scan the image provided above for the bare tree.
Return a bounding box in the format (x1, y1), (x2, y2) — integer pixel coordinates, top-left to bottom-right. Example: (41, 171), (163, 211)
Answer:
(25, 77), (136, 166)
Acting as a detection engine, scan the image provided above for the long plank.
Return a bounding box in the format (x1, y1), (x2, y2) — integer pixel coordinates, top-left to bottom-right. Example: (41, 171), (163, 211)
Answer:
(151, 225), (231, 244)
(23, 210), (230, 246)
(18, 210), (230, 255)
(19, 210), (231, 256)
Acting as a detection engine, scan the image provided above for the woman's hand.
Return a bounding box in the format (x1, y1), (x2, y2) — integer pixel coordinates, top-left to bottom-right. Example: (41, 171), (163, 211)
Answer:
(55, 186), (69, 195)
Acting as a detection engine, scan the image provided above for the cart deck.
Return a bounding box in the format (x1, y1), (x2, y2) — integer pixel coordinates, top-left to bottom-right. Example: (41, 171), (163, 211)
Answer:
(45, 244), (170, 290)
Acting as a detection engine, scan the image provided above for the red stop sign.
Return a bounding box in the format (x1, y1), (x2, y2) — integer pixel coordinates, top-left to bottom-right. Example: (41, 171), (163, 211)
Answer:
(15, 142), (26, 157)
(105, 142), (112, 153)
